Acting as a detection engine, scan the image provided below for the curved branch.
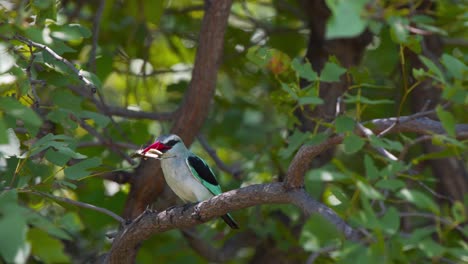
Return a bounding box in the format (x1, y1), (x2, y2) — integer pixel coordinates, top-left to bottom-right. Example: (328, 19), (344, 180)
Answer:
(105, 183), (357, 263)
(284, 136), (344, 189)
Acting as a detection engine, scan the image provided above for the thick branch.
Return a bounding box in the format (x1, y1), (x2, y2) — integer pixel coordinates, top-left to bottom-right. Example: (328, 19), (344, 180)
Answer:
(122, 0), (234, 221)
(105, 183), (357, 263)
(369, 116), (468, 138)
(171, 0), (233, 145)
(284, 136), (344, 189)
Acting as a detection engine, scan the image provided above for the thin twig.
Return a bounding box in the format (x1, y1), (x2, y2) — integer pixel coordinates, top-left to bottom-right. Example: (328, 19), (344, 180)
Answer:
(28, 190), (125, 225)
(197, 134), (242, 179)
(306, 245), (338, 264)
(14, 34), (97, 93)
(70, 115), (136, 165)
(88, 0), (105, 73)
(77, 141), (139, 150)
(25, 44), (40, 108)
(416, 181), (455, 203)
(400, 212), (466, 237)
(356, 123), (398, 161)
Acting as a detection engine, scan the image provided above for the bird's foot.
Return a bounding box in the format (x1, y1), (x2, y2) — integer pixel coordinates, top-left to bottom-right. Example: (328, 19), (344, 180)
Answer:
(182, 202), (197, 213)
(144, 204), (158, 214)
(191, 204), (202, 221)
(165, 205), (178, 212)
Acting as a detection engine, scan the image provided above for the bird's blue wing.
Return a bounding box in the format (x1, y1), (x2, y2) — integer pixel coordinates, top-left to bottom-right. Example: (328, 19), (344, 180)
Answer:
(186, 155), (223, 196)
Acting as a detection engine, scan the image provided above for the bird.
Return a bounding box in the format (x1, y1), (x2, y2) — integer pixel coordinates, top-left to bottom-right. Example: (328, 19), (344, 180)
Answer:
(139, 134), (239, 229)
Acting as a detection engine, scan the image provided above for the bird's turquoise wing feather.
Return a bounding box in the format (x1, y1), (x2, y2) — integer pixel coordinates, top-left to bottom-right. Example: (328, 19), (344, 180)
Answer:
(186, 155), (223, 196)
(185, 155), (239, 229)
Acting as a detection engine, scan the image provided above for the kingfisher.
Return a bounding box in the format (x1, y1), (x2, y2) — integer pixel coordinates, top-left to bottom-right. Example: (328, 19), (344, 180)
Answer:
(137, 134), (239, 229)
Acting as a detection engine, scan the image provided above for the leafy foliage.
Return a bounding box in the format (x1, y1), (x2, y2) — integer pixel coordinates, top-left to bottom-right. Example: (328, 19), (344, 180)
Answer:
(0, 0), (467, 263)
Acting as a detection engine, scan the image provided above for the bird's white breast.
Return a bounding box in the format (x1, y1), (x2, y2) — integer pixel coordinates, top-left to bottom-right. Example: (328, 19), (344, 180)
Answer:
(160, 155), (213, 203)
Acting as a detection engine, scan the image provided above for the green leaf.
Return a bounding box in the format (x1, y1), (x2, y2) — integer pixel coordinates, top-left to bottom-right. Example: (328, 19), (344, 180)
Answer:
(389, 16), (409, 43)
(279, 130), (309, 159)
(320, 62), (346, 82)
(335, 116), (355, 133)
(418, 239), (446, 258)
(369, 135), (403, 151)
(0, 191), (29, 263)
(32, 0), (54, 9)
(27, 213), (71, 240)
(325, 0), (368, 39)
(0, 119), (8, 144)
(64, 157), (101, 180)
(441, 54), (466, 80)
(397, 188), (439, 213)
(419, 55), (445, 83)
(343, 134), (365, 154)
(451, 201), (466, 223)
(436, 105), (456, 137)
(291, 58), (318, 81)
(280, 82), (298, 100)
(298, 96), (323, 105)
(58, 212), (84, 233)
(0, 97), (42, 135)
(344, 94), (394, 105)
(45, 149), (72, 166)
(51, 89), (83, 112)
(0, 128), (21, 157)
(380, 207), (400, 235)
(356, 181), (384, 200)
(246, 46), (271, 67)
(49, 24), (91, 41)
(299, 214), (342, 251)
(375, 179), (405, 191)
(306, 169), (349, 182)
(144, 1), (165, 25)
(80, 111), (111, 128)
(28, 228), (70, 263)
(364, 155), (379, 180)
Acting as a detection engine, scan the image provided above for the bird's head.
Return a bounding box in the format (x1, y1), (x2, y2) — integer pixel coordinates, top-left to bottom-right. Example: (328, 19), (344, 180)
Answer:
(141, 134), (185, 158)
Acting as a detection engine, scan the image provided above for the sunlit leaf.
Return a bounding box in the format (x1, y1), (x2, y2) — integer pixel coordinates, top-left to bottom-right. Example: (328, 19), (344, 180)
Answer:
(0, 97), (42, 135)
(325, 0), (368, 39)
(49, 24), (91, 41)
(398, 188), (439, 213)
(0, 43), (15, 74)
(357, 181), (383, 200)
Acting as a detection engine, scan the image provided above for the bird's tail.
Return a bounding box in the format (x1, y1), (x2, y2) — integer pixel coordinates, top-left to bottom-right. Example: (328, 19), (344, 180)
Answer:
(221, 213), (239, 229)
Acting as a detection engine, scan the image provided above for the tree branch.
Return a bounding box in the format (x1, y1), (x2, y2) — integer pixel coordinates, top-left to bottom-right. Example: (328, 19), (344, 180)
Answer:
(13, 35), (98, 93)
(105, 183), (357, 263)
(284, 136), (344, 189)
(28, 190), (125, 225)
(197, 134), (242, 179)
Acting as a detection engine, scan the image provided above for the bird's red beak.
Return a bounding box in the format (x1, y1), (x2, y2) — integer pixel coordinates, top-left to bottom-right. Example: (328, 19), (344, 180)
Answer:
(142, 140), (170, 153)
